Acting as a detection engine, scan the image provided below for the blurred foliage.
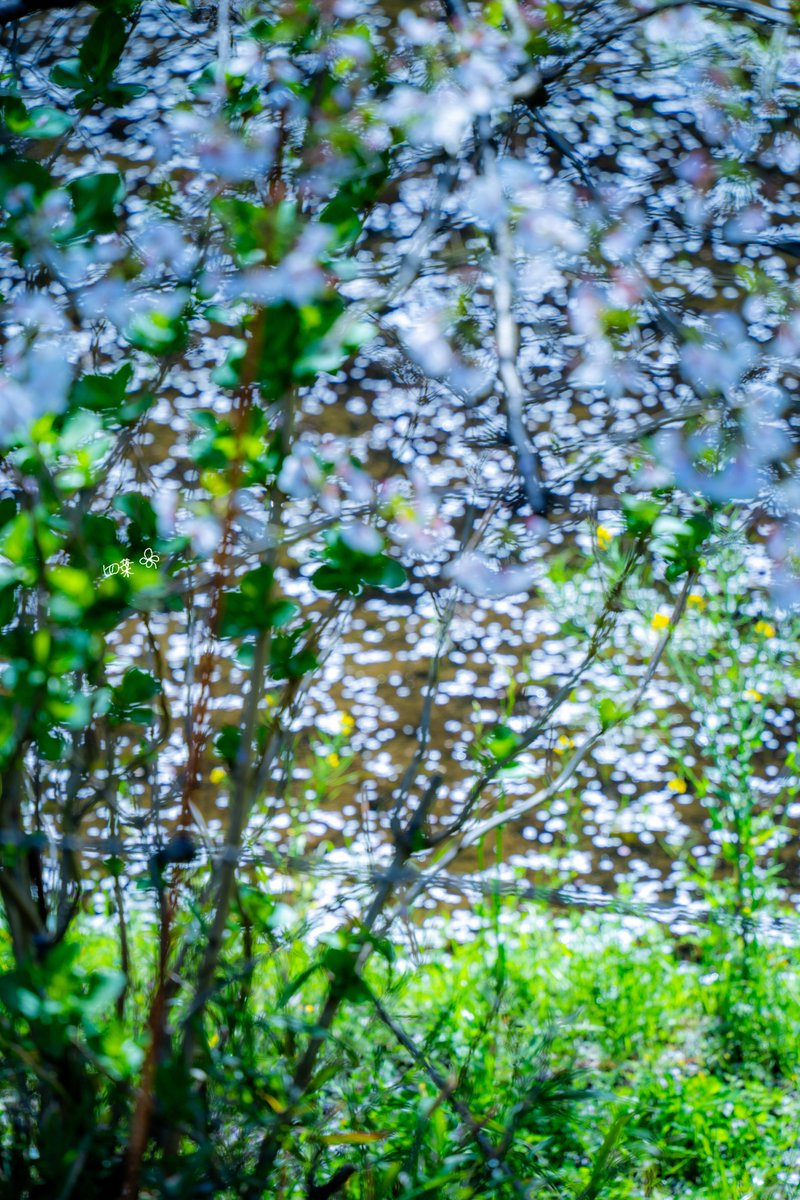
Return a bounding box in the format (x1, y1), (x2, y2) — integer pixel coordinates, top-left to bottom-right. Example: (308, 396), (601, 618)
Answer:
(0, 0), (799, 1195)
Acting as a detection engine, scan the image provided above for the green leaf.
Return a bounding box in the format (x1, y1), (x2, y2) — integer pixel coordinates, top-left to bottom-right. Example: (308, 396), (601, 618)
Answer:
(80, 9), (127, 86)
(320, 148), (390, 247)
(322, 945), (370, 1003)
(82, 968), (126, 1018)
(653, 513), (713, 580)
(109, 668), (161, 725)
(48, 566), (94, 607)
(265, 599), (298, 628)
(270, 628), (318, 679)
(20, 105), (71, 138)
(600, 307), (638, 335)
(51, 9), (143, 107)
(116, 667), (161, 705)
(0, 97), (71, 139)
(283, 645), (317, 678)
(47, 690), (91, 730)
(258, 302), (302, 399)
(71, 363), (133, 413)
(0, 511), (33, 565)
(112, 493), (157, 542)
(214, 724), (241, 766)
(598, 697), (627, 730)
(311, 532), (407, 597)
(35, 727), (65, 761)
(211, 339), (247, 388)
(239, 562), (274, 599)
(0, 153), (53, 206)
(278, 962), (320, 1007)
(126, 306), (188, 355)
(310, 563), (353, 594)
(621, 495), (661, 537)
(487, 723), (519, 761)
(366, 556), (406, 589)
(219, 564), (300, 638)
(0, 496), (17, 532)
(66, 171), (124, 239)
(50, 60), (85, 90)
(213, 197), (298, 266)
(0, 975), (40, 1019)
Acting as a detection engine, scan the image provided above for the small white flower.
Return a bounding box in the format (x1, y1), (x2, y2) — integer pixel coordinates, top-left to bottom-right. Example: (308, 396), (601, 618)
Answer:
(0, 336), (72, 436)
(184, 515), (221, 557)
(278, 442), (327, 499)
(447, 552), (537, 599)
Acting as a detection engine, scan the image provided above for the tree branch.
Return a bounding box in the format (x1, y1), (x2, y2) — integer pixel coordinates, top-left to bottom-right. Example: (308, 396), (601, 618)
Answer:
(397, 570), (697, 913)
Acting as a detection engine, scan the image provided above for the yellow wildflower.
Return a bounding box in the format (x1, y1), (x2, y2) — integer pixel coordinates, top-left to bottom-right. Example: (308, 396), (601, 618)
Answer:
(326, 752), (340, 768)
(667, 778), (687, 794)
(340, 713), (355, 735)
(596, 524), (613, 551)
(554, 735), (575, 756)
(754, 619), (776, 639)
(744, 688), (762, 702)
(651, 612), (670, 631)
(209, 766), (226, 785)
(687, 593), (705, 610)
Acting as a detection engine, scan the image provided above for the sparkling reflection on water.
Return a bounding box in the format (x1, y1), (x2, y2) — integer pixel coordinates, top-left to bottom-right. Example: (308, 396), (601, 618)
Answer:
(10, 0), (800, 936)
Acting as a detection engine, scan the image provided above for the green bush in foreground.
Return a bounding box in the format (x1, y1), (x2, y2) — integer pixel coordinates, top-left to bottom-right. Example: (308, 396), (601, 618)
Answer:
(2, 900), (800, 1199)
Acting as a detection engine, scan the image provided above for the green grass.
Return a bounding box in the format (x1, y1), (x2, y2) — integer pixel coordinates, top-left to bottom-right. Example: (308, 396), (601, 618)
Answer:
(234, 905), (800, 1199)
(4, 896), (800, 1198)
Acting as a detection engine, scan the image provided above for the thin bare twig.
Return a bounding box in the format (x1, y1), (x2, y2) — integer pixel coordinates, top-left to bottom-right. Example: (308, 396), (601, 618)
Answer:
(397, 570), (697, 911)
